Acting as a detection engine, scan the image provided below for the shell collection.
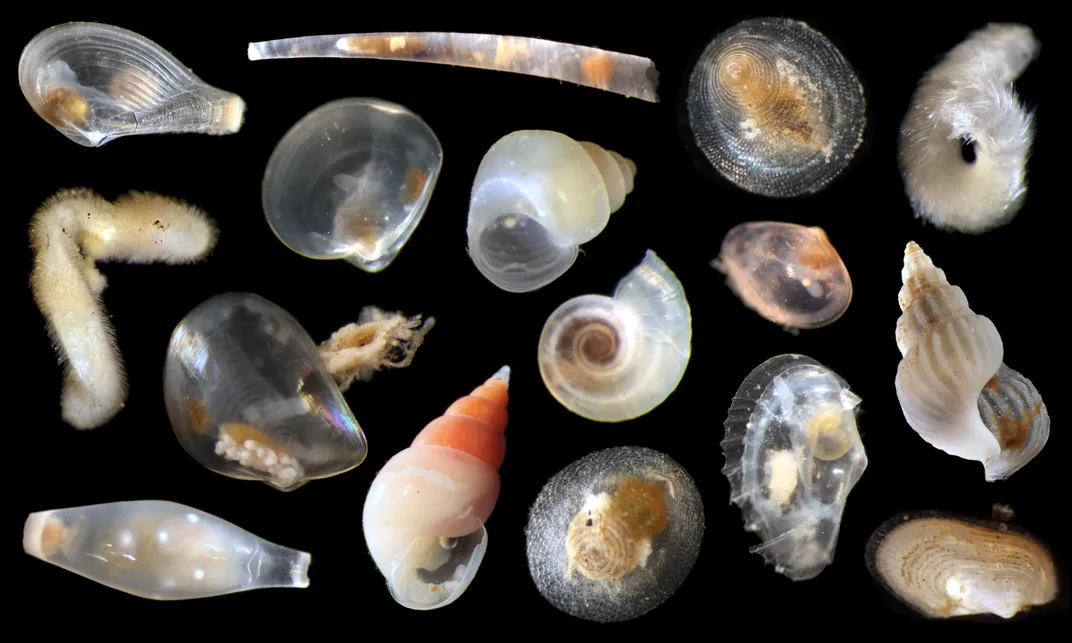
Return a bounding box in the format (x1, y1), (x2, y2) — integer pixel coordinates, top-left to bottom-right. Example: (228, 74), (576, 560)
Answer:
(21, 16), (1057, 624)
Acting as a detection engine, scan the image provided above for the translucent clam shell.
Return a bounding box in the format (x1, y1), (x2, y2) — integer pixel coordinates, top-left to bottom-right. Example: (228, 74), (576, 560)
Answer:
(262, 98), (443, 273)
(525, 446), (704, 623)
(537, 250), (691, 422)
(722, 354), (868, 580)
(164, 292), (366, 491)
(713, 221), (852, 330)
(685, 17), (866, 197)
(19, 22), (245, 147)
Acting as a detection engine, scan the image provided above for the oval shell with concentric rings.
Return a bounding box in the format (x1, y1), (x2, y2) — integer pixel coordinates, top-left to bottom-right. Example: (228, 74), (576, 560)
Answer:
(686, 17), (866, 197)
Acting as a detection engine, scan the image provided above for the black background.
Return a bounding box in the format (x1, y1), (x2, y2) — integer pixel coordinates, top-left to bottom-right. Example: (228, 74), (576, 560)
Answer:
(14, 7), (1064, 631)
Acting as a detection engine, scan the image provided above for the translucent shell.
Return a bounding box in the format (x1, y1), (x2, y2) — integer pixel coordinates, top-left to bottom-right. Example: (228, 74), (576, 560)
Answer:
(467, 130), (636, 293)
(722, 354), (868, 580)
(685, 17), (866, 197)
(164, 293), (366, 491)
(538, 250), (691, 422)
(866, 512), (1059, 619)
(363, 367), (510, 610)
(713, 221), (852, 330)
(24, 500), (310, 600)
(895, 242), (1049, 480)
(19, 22), (245, 147)
(525, 446), (704, 623)
(262, 98), (443, 273)
(248, 32), (659, 102)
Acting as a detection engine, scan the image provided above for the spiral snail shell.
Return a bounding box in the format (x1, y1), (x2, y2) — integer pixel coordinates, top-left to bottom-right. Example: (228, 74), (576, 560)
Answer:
(685, 17), (866, 197)
(467, 130), (636, 293)
(525, 446), (704, 623)
(362, 367), (510, 610)
(538, 250), (691, 422)
(19, 22), (245, 147)
(895, 242), (1049, 480)
(898, 24), (1039, 233)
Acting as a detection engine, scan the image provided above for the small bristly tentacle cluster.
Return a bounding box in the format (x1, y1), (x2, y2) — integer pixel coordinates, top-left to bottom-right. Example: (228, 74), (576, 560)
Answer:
(317, 307), (435, 392)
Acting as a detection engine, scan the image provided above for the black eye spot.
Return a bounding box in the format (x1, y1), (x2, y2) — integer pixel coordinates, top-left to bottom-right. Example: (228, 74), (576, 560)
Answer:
(959, 137), (977, 163)
(586, 519), (594, 527)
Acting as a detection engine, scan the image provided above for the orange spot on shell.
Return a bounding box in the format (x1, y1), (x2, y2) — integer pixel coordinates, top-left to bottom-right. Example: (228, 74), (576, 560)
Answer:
(581, 53), (616, 87)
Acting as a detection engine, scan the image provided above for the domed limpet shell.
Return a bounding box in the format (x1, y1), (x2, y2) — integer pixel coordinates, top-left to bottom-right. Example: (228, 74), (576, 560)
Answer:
(686, 17), (866, 197)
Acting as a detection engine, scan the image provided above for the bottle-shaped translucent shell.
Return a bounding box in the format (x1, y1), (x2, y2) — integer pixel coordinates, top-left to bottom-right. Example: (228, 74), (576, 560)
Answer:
(713, 221), (852, 330)
(538, 250), (691, 422)
(895, 242), (1049, 480)
(467, 130), (636, 292)
(248, 32), (659, 102)
(898, 24), (1039, 233)
(866, 511), (1060, 619)
(363, 367), (510, 610)
(525, 446), (704, 623)
(722, 354), (868, 580)
(19, 22), (245, 147)
(262, 98), (443, 273)
(24, 500), (310, 600)
(685, 17), (866, 197)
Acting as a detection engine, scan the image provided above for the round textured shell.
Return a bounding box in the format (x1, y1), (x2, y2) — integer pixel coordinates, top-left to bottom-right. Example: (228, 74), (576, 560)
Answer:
(866, 512), (1060, 620)
(525, 446), (704, 623)
(686, 17), (866, 197)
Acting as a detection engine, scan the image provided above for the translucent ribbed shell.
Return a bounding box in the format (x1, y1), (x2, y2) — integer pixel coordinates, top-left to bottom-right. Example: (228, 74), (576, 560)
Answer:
(164, 292), (366, 491)
(722, 354), (868, 580)
(19, 22), (245, 147)
(537, 250), (691, 422)
(262, 98), (443, 273)
(525, 446), (704, 623)
(686, 17), (866, 197)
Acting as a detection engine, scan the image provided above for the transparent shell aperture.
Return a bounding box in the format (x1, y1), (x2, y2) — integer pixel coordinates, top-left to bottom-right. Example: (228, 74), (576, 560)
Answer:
(686, 17), (866, 197)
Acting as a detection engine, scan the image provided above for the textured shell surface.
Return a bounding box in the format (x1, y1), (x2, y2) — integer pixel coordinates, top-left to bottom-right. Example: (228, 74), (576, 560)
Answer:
(713, 221), (852, 330)
(866, 512), (1059, 619)
(722, 354), (867, 580)
(23, 500), (310, 600)
(164, 292), (366, 491)
(525, 446), (704, 623)
(895, 242), (1048, 480)
(19, 22), (245, 147)
(262, 98), (443, 273)
(538, 250), (691, 422)
(685, 17), (866, 197)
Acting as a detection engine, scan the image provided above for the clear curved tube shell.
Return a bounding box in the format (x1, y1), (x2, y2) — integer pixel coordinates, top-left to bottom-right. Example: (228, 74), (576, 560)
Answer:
(866, 511), (1059, 619)
(363, 366), (510, 610)
(895, 242), (1048, 480)
(525, 446), (704, 623)
(262, 98), (443, 273)
(19, 22), (245, 147)
(898, 24), (1039, 233)
(23, 500), (310, 600)
(538, 250), (691, 422)
(722, 354), (868, 580)
(248, 32), (659, 102)
(467, 130), (636, 293)
(685, 17), (866, 197)
(713, 221), (852, 330)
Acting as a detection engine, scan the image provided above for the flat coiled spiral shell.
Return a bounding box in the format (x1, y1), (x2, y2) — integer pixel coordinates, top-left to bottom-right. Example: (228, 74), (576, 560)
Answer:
(895, 242), (1048, 480)
(525, 446), (704, 623)
(866, 512), (1059, 619)
(538, 250), (691, 422)
(19, 22), (245, 147)
(686, 17), (866, 197)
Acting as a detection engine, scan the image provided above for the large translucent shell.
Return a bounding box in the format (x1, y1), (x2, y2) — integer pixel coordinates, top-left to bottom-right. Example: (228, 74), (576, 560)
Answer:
(23, 500), (310, 600)
(164, 292), (366, 491)
(525, 446), (705, 623)
(713, 221), (852, 330)
(866, 512), (1060, 619)
(722, 354), (868, 580)
(19, 22), (245, 147)
(686, 17), (866, 197)
(538, 250), (691, 422)
(263, 98), (443, 273)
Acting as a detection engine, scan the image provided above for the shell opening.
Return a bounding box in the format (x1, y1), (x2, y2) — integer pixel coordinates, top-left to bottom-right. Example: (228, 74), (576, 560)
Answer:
(388, 527), (488, 610)
(471, 212), (577, 292)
